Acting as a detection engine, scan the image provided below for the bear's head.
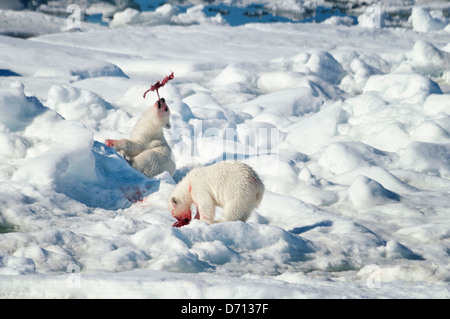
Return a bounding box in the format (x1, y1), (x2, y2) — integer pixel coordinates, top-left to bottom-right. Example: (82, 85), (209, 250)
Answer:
(154, 98), (171, 129)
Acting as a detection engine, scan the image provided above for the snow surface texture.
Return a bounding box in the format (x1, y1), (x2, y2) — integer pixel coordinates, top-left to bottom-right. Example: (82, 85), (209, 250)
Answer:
(0, 0), (450, 298)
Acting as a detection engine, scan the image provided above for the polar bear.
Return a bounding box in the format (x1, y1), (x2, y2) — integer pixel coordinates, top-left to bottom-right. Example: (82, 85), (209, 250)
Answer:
(168, 161), (264, 227)
(105, 98), (175, 178)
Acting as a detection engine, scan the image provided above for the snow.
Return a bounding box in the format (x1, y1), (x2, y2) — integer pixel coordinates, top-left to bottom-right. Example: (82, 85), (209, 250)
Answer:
(1, 0), (450, 299)
(410, 7), (448, 33)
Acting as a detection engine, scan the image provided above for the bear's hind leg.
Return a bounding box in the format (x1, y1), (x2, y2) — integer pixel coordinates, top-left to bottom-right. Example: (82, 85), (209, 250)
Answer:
(222, 201), (252, 223)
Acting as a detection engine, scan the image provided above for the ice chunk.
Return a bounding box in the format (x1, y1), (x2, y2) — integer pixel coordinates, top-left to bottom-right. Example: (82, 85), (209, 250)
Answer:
(306, 52), (346, 85)
(110, 5), (178, 28)
(358, 4), (385, 29)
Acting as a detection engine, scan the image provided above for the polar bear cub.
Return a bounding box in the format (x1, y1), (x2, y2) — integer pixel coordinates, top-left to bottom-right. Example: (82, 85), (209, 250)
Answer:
(169, 161), (264, 227)
(106, 98), (175, 178)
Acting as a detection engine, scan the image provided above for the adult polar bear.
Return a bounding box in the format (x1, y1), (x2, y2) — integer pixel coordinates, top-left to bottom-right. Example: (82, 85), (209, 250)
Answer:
(105, 98), (176, 178)
(169, 161), (265, 227)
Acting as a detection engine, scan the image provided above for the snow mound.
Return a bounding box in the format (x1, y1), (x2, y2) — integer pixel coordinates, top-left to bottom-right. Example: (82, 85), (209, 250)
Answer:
(410, 7), (448, 33)
(349, 175), (400, 208)
(424, 94), (450, 116)
(400, 142), (450, 178)
(0, 35), (127, 80)
(0, 82), (151, 210)
(0, 82), (46, 132)
(47, 85), (115, 130)
(269, 51), (346, 87)
(130, 221), (314, 274)
(363, 73), (442, 104)
(316, 141), (394, 177)
(401, 40), (450, 80)
(385, 240), (423, 260)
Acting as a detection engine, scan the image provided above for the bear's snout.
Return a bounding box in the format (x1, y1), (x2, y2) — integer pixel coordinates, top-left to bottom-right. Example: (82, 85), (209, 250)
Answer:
(172, 209), (191, 222)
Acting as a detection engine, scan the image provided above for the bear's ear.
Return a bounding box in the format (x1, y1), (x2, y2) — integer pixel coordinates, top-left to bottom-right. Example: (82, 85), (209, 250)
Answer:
(171, 197), (178, 205)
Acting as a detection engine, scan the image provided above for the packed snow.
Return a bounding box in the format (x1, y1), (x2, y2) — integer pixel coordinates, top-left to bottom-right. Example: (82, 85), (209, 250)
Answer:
(0, 0), (449, 298)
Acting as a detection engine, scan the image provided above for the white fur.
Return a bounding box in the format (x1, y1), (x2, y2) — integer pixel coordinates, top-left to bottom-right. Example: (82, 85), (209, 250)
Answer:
(106, 99), (175, 178)
(168, 161), (264, 223)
